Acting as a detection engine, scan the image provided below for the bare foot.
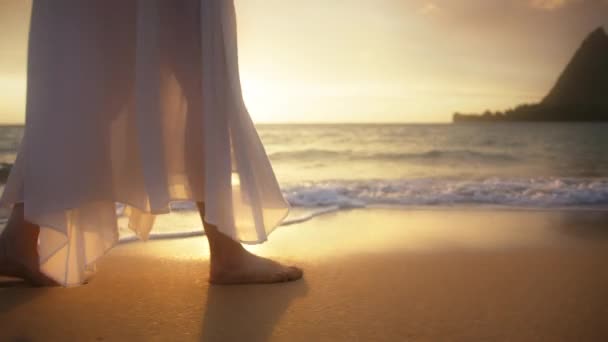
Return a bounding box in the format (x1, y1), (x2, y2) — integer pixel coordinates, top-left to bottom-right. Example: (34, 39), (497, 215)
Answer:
(197, 202), (303, 285)
(0, 220), (58, 287)
(209, 250), (303, 285)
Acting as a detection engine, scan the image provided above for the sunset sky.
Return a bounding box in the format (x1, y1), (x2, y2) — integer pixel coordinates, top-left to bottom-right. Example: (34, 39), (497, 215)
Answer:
(0, 0), (606, 124)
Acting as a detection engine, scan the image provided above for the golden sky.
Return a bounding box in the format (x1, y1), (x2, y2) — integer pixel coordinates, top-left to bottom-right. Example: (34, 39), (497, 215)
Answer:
(0, 0), (606, 123)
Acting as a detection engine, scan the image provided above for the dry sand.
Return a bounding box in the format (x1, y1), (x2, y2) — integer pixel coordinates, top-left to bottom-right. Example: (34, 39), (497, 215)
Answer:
(1, 208), (608, 341)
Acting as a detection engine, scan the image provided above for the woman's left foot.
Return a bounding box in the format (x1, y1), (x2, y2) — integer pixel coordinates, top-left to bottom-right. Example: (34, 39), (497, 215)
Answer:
(209, 249), (303, 285)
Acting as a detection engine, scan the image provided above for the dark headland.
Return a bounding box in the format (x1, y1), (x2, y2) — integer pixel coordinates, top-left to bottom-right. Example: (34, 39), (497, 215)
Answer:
(453, 27), (608, 122)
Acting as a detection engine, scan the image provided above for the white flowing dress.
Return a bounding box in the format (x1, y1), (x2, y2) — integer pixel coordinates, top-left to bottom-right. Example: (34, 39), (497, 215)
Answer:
(0, 0), (290, 286)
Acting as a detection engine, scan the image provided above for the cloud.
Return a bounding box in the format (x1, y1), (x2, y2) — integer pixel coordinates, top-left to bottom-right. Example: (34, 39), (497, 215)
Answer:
(529, 0), (608, 11)
(529, 0), (573, 10)
(418, 2), (441, 15)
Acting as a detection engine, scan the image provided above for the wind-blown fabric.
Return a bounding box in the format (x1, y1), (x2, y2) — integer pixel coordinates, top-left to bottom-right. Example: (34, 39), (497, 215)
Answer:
(0, 0), (290, 286)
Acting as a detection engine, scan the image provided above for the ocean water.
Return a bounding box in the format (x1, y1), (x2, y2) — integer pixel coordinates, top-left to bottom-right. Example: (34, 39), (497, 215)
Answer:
(262, 123), (608, 209)
(1, 123), (608, 234)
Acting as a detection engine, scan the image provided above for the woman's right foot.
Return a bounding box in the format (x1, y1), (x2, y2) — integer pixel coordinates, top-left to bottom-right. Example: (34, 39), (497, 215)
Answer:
(0, 219), (58, 287)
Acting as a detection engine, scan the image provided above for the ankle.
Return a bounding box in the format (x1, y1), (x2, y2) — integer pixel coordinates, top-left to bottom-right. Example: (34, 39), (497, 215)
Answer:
(0, 218), (40, 262)
(0, 232), (22, 277)
(210, 246), (248, 269)
(0, 229), (15, 259)
(0, 233), (8, 260)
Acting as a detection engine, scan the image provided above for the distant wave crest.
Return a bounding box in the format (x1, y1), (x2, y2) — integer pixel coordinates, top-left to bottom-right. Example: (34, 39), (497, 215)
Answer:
(269, 149), (518, 163)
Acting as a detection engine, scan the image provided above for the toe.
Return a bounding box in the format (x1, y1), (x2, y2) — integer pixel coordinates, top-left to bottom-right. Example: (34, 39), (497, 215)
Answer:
(274, 268), (291, 282)
(287, 266), (303, 281)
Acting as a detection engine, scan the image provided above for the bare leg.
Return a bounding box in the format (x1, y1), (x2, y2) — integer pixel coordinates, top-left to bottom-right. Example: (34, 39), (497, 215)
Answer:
(196, 202), (302, 284)
(0, 204), (58, 286)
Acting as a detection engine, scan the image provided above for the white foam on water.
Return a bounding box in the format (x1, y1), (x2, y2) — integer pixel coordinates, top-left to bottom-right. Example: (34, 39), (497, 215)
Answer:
(283, 177), (608, 209)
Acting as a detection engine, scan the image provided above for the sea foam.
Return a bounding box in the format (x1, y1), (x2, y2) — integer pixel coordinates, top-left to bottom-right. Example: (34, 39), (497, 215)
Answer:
(282, 177), (608, 209)
(115, 177), (608, 214)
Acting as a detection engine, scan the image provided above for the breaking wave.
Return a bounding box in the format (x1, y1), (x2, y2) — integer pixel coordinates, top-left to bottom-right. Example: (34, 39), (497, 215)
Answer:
(118, 176), (608, 214)
(282, 177), (608, 209)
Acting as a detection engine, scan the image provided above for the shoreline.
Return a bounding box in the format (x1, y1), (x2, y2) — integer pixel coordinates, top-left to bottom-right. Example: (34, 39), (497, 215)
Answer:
(2, 204), (608, 242)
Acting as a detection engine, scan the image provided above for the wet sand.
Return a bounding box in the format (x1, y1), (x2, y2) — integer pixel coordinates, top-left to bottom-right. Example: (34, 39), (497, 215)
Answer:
(1, 209), (608, 341)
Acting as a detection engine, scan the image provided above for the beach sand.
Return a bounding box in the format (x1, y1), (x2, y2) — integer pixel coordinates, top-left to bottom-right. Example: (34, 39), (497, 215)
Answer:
(1, 209), (607, 341)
